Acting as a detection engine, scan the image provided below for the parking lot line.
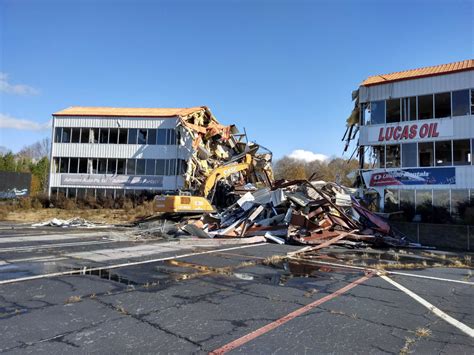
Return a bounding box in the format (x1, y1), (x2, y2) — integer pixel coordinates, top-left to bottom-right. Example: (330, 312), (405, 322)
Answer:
(209, 272), (374, 354)
(379, 274), (474, 338)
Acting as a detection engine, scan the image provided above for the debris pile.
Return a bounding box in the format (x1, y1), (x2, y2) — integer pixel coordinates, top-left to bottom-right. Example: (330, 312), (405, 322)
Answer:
(177, 107), (273, 203)
(32, 217), (102, 228)
(182, 180), (421, 249)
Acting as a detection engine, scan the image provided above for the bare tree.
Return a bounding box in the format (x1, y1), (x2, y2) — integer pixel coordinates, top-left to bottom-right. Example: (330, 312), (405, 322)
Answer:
(17, 138), (50, 161)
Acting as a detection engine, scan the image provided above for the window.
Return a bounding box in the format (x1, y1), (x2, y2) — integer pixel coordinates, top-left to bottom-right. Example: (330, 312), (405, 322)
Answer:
(155, 159), (165, 175)
(433, 190), (449, 209)
(360, 103), (369, 125)
(157, 129), (167, 145)
(451, 189), (469, 216)
(178, 159), (187, 175)
(402, 143), (417, 167)
(77, 188), (86, 199)
(453, 139), (470, 165)
(386, 99), (401, 123)
(98, 159), (107, 174)
(385, 144), (400, 168)
(372, 146), (385, 168)
(384, 189), (399, 212)
(99, 128), (109, 143)
(69, 158), (78, 173)
(53, 158), (60, 173)
(128, 129), (138, 144)
(61, 128), (71, 143)
(167, 159), (177, 175)
(418, 95), (433, 120)
(118, 129), (128, 144)
(402, 97), (417, 121)
(117, 159), (126, 174)
(434, 92), (451, 118)
(126, 159), (136, 175)
(145, 159), (155, 175)
(71, 128), (81, 143)
(109, 129), (118, 144)
(138, 129), (147, 144)
(91, 128), (99, 143)
(107, 159), (117, 174)
(54, 128), (62, 143)
(147, 129), (157, 145)
(67, 188), (77, 199)
(418, 142), (434, 167)
(168, 129), (177, 145)
(88, 159), (98, 174)
(435, 141), (452, 166)
(59, 158), (68, 173)
(78, 158), (88, 173)
(416, 190), (432, 210)
(136, 159), (146, 175)
(370, 101), (385, 124)
(400, 190), (415, 207)
(452, 90), (470, 116)
(80, 128), (90, 143)
(471, 89), (474, 115)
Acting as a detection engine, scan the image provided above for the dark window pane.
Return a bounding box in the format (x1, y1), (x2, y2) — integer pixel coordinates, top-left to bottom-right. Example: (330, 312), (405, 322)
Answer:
(155, 159), (165, 175)
(373, 146), (385, 168)
(402, 97), (416, 121)
(54, 128), (62, 143)
(434, 92), (451, 118)
(107, 159), (117, 174)
(147, 129), (157, 145)
(419, 142), (434, 167)
(157, 129), (167, 144)
(98, 159), (107, 174)
(89, 159), (98, 174)
(71, 128), (81, 143)
(91, 128), (99, 143)
(384, 189), (399, 212)
(452, 189), (469, 216)
(109, 129), (118, 144)
(80, 128), (90, 143)
(136, 160), (146, 175)
(138, 129), (147, 144)
(78, 158), (88, 173)
(118, 129), (128, 144)
(386, 99), (401, 123)
(77, 188), (86, 199)
(416, 190), (432, 209)
(61, 128), (71, 143)
(126, 159), (136, 175)
(385, 145), (400, 168)
(99, 128), (109, 143)
(418, 95), (433, 120)
(471, 89), (474, 115)
(453, 139), (470, 165)
(452, 90), (470, 116)
(168, 129), (177, 145)
(67, 188), (77, 199)
(178, 159), (187, 175)
(59, 158), (69, 173)
(435, 141), (452, 166)
(145, 159), (155, 175)
(402, 143), (417, 167)
(53, 157), (60, 173)
(117, 159), (126, 174)
(370, 101), (385, 124)
(433, 190), (449, 208)
(128, 129), (137, 144)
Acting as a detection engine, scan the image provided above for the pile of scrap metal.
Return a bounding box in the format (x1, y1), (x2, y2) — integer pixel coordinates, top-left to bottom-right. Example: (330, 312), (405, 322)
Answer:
(177, 106), (273, 207)
(182, 179), (422, 249)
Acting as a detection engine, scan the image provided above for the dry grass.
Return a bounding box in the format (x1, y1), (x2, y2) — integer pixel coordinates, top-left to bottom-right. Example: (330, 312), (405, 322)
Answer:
(415, 327), (432, 338)
(262, 255), (286, 266)
(115, 304), (128, 315)
(400, 337), (416, 355)
(65, 295), (82, 304)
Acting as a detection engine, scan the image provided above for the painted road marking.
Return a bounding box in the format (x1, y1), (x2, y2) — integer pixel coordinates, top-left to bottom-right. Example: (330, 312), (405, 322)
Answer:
(0, 233), (110, 244)
(209, 273), (373, 354)
(379, 274), (474, 338)
(0, 240), (113, 253)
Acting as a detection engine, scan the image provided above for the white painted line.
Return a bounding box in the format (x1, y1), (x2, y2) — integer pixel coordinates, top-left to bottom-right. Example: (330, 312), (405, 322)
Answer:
(0, 233), (110, 244)
(379, 274), (474, 338)
(288, 258), (474, 286)
(7, 256), (67, 263)
(0, 243), (268, 285)
(0, 240), (113, 253)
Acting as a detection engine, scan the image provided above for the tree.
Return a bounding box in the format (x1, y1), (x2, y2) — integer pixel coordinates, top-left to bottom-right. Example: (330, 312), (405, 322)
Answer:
(18, 138), (50, 161)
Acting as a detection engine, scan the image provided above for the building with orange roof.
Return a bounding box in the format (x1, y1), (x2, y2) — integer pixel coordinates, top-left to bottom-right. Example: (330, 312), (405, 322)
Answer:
(355, 59), (474, 220)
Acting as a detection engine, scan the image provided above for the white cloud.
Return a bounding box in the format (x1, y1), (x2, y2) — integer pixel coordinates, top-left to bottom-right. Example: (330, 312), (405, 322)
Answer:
(288, 149), (328, 162)
(0, 113), (51, 131)
(0, 72), (39, 95)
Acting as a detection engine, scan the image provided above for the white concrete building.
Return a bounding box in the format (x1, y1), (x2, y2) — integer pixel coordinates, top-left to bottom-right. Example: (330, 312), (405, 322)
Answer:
(356, 59), (474, 215)
(48, 106), (202, 199)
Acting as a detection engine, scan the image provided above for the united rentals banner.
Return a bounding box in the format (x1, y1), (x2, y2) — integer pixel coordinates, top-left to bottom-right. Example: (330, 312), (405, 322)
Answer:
(362, 168), (456, 187)
(60, 174), (164, 188)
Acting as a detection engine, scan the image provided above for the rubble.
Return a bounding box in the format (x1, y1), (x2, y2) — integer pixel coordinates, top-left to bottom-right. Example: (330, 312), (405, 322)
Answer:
(31, 217), (102, 228)
(180, 179), (424, 249)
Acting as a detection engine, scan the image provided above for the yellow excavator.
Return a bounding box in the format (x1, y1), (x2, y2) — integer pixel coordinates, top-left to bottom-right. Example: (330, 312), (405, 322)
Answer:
(155, 154), (256, 213)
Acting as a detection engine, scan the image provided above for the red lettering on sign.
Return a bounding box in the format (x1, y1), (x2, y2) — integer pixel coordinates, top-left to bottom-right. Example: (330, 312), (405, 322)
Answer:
(385, 127), (394, 141)
(400, 125), (409, 139)
(419, 124), (429, 138)
(409, 125), (417, 139)
(393, 126), (402, 140)
(431, 122), (439, 137)
(378, 127), (384, 142)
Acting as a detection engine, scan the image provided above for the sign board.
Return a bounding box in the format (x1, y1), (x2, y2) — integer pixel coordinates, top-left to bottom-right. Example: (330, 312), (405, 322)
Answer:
(61, 174), (164, 188)
(367, 120), (453, 144)
(0, 172), (31, 199)
(362, 168), (456, 187)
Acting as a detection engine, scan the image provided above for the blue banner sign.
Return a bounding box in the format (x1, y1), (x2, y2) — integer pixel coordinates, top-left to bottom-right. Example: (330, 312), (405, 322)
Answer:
(362, 167), (456, 187)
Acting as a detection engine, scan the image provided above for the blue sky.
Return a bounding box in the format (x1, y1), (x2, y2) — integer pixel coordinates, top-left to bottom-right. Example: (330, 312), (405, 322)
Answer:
(0, 0), (472, 159)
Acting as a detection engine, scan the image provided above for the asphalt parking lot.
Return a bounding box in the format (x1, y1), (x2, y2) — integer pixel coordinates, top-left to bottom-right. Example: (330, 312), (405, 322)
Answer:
(0, 223), (472, 354)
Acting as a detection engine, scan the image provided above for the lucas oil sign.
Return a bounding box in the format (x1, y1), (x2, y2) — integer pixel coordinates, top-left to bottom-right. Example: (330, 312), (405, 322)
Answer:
(362, 168), (456, 187)
(367, 120), (453, 144)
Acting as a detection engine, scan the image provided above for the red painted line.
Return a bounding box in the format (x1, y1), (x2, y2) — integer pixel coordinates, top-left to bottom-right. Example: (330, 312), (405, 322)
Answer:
(209, 272), (374, 355)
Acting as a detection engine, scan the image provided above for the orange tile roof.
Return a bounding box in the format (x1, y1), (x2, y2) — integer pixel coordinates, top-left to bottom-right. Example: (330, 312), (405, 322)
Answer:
(361, 59), (474, 87)
(53, 106), (206, 117)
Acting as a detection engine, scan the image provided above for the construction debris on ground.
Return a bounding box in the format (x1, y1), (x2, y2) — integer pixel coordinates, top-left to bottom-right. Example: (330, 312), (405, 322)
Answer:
(177, 180), (424, 249)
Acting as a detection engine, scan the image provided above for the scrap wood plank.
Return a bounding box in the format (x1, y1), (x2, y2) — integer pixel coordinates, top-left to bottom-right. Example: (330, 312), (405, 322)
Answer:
(300, 229), (358, 252)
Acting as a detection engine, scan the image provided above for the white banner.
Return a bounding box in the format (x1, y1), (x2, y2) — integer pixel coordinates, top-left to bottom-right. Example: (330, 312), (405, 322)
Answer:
(367, 120), (453, 144)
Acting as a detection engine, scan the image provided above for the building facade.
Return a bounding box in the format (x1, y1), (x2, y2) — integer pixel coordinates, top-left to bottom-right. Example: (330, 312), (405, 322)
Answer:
(48, 107), (200, 199)
(356, 60), (474, 217)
